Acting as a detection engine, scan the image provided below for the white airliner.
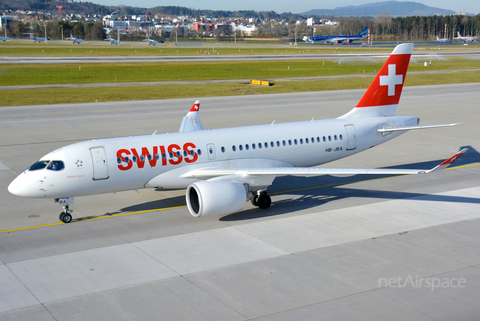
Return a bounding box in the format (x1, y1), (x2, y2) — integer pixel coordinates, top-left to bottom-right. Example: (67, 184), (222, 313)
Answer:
(435, 36), (449, 42)
(453, 32), (479, 43)
(24, 33), (50, 43)
(105, 35), (120, 45)
(67, 34), (84, 44)
(144, 35), (162, 46)
(8, 43), (466, 223)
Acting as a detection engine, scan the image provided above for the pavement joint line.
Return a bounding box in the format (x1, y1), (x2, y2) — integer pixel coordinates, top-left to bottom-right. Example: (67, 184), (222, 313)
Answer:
(2, 164), (476, 234)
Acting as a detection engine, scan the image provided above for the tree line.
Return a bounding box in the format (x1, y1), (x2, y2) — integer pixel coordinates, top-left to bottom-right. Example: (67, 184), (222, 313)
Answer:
(6, 20), (105, 40)
(3, 14), (480, 41)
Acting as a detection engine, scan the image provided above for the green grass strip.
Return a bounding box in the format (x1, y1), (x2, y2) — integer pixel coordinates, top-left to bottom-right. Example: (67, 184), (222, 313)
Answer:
(1, 72), (478, 107)
(1, 58), (479, 86)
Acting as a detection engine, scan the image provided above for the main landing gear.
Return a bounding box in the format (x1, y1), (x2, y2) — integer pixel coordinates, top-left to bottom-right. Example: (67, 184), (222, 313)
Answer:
(251, 191), (271, 209)
(55, 198), (74, 223)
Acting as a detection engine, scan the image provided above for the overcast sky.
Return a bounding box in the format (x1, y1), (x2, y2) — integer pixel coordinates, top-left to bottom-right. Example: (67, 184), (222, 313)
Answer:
(92, 0), (479, 15)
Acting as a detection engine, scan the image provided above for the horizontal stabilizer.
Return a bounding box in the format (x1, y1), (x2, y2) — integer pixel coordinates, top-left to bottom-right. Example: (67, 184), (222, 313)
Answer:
(377, 123), (461, 133)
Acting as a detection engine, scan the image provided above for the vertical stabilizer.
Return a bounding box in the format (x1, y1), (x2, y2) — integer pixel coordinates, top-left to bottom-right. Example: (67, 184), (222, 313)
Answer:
(339, 43), (413, 119)
(179, 100), (204, 132)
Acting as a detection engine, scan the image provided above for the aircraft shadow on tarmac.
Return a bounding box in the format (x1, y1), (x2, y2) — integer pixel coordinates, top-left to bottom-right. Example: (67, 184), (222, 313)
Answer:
(106, 146), (480, 222)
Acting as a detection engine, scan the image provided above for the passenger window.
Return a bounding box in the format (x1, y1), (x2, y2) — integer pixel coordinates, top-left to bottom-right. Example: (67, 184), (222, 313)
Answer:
(288, 140), (292, 145)
(294, 139), (297, 145)
(300, 139), (303, 144)
(252, 144), (256, 150)
(317, 137), (320, 142)
(28, 160), (50, 171)
(132, 156), (137, 162)
(258, 143), (262, 149)
(270, 142), (274, 147)
(276, 141), (280, 147)
(339, 134), (343, 140)
(162, 153), (166, 159)
(323, 136), (326, 142)
(239, 145), (243, 151)
(221, 147), (225, 153)
(117, 157), (122, 164)
(169, 152), (173, 158)
(197, 149), (202, 156)
(306, 138), (309, 144)
(282, 140), (286, 146)
(47, 161), (65, 171)
(155, 154), (160, 160)
(328, 136), (331, 141)
(264, 142), (268, 148)
(246, 144), (249, 150)
(334, 135), (337, 140)
(125, 156), (130, 163)
(140, 155), (145, 162)
(232, 145), (236, 151)
(183, 151), (188, 157)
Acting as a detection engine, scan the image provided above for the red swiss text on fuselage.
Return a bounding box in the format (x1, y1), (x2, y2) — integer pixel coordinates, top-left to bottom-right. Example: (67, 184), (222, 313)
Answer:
(116, 143), (198, 171)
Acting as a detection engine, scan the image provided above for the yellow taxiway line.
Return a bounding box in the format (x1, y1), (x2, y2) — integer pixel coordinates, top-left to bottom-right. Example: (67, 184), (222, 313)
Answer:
(1, 163), (478, 234)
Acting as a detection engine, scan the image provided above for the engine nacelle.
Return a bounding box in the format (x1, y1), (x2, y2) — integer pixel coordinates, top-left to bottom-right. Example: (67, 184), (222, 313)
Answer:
(186, 180), (247, 217)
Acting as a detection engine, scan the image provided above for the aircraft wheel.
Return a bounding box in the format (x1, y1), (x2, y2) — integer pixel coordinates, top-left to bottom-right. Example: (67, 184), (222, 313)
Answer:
(258, 193), (271, 209)
(251, 194), (259, 206)
(61, 213), (72, 223)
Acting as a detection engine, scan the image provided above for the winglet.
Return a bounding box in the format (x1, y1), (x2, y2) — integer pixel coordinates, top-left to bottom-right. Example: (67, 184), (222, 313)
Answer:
(424, 148), (468, 173)
(179, 100), (204, 132)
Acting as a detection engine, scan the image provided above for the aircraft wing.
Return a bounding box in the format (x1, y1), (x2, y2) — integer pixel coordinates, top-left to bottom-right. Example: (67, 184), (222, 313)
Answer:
(183, 149), (467, 179)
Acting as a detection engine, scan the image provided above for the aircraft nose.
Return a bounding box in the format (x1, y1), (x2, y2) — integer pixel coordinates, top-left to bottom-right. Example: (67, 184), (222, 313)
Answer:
(8, 172), (42, 197)
(8, 173), (27, 196)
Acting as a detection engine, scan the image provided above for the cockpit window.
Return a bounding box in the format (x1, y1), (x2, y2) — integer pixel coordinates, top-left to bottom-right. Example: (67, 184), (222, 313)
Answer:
(28, 160), (50, 171)
(47, 161), (65, 171)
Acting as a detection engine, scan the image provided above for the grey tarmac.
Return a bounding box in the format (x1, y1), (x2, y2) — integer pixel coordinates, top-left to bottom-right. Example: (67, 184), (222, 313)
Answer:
(0, 84), (479, 320)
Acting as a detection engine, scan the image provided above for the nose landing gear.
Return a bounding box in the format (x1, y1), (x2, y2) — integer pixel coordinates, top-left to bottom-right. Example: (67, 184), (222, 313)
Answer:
(55, 198), (74, 223)
(59, 206), (72, 223)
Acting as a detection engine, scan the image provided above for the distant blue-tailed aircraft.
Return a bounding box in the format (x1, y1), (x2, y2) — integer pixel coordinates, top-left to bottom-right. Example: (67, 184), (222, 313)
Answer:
(304, 26), (368, 44)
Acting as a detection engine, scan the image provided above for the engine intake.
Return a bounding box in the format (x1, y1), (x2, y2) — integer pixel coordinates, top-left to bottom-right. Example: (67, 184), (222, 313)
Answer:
(186, 180), (247, 217)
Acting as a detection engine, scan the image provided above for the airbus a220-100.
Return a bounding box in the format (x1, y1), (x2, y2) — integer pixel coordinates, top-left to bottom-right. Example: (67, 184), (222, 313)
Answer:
(9, 43), (466, 223)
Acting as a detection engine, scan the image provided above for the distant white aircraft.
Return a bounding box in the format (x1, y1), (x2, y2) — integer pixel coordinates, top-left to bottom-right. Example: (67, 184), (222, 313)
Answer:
(105, 35), (120, 45)
(435, 35), (449, 42)
(144, 35), (164, 46)
(24, 33), (50, 43)
(0, 36), (10, 42)
(453, 32), (478, 43)
(8, 43), (466, 223)
(67, 34), (83, 44)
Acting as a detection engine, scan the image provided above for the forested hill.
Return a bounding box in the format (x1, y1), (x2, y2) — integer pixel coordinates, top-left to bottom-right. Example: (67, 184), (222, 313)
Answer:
(303, 1), (457, 17)
(0, 0), (299, 20)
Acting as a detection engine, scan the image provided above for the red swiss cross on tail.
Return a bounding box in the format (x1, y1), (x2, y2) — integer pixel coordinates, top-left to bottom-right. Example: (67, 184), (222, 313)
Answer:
(339, 43), (413, 119)
(189, 100), (200, 112)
